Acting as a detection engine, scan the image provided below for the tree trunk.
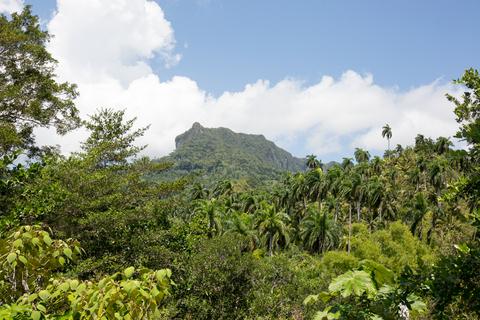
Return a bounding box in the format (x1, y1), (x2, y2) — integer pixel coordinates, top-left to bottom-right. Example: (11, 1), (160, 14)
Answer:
(348, 205), (352, 254)
(334, 202), (339, 222)
(356, 200), (361, 221)
(379, 201), (383, 224)
(268, 234), (273, 256)
(427, 198), (441, 244)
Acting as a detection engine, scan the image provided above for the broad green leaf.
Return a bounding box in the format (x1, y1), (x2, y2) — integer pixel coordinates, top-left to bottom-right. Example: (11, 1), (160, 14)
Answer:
(124, 267), (135, 279)
(13, 239), (23, 248)
(38, 290), (50, 301)
(328, 270), (377, 298)
(70, 279), (79, 290)
(59, 282), (70, 292)
(155, 269), (171, 282)
(304, 294), (319, 305)
(43, 234), (52, 246)
(7, 252), (17, 264)
(454, 243), (470, 254)
(32, 310), (41, 320)
(409, 294), (427, 314)
(28, 293), (38, 302)
(18, 255), (28, 265)
(63, 247), (73, 259)
(37, 304), (46, 313)
(313, 309), (340, 320)
(360, 259), (395, 286)
(31, 237), (40, 246)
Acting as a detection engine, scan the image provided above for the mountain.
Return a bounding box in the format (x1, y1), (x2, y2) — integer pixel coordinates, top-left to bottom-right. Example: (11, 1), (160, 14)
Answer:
(157, 122), (306, 185)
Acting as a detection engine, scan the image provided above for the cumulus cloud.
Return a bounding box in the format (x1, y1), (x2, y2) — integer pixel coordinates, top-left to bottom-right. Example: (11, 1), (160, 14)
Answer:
(0, 0), (23, 14)
(47, 0), (179, 85)
(37, 0), (462, 159)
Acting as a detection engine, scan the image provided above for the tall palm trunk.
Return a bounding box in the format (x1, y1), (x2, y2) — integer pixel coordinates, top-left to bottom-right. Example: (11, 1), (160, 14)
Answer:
(427, 197), (441, 244)
(348, 204), (352, 254)
(268, 233), (273, 256)
(378, 201), (383, 224)
(356, 197), (362, 222)
(334, 202), (339, 222)
(208, 214), (215, 238)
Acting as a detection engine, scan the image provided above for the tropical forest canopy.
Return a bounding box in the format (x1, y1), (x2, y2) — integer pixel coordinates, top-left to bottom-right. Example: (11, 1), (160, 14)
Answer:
(1, 6), (480, 320)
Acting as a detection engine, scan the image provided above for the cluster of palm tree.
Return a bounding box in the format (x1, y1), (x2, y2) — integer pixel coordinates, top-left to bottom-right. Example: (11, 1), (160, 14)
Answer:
(187, 128), (463, 256)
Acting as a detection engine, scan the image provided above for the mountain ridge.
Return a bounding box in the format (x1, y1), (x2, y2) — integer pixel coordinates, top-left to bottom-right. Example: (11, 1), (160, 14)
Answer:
(159, 122), (306, 185)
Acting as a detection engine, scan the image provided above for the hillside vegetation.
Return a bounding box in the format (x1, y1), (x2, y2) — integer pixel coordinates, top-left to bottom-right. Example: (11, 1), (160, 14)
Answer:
(156, 122), (305, 185)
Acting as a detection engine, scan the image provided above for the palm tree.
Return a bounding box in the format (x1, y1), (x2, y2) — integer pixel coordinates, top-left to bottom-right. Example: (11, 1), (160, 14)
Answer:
(370, 156), (383, 176)
(394, 144), (404, 157)
(300, 206), (340, 254)
(354, 148), (370, 163)
(382, 124), (392, 152)
(212, 179), (233, 198)
(339, 176), (355, 254)
(409, 192), (429, 238)
(224, 211), (259, 250)
(326, 165), (343, 222)
(292, 172), (309, 215)
(306, 168), (327, 211)
(194, 198), (223, 238)
(426, 157), (449, 243)
(415, 134), (425, 147)
(240, 193), (261, 214)
(435, 136), (453, 155)
(306, 154), (321, 170)
(255, 202), (290, 256)
(341, 157), (354, 171)
(365, 176), (385, 227)
(190, 182), (209, 200)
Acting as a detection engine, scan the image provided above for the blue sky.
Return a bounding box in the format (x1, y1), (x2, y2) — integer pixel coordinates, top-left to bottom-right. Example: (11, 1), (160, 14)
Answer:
(27, 0), (479, 95)
(14, 0), (480, 160)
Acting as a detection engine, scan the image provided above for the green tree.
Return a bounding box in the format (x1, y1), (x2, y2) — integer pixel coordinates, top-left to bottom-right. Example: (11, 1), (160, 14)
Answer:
(340, 176), (355, 254)
(194, 198), (223, 238)
(300, 206), (340, 254)
(341, 157), (354, 171)
(435, 136), (453, 155)
(81, 108), (149, 168)
(446, 68), (480, 209)
(0, 7), (79, 156)
(427, 156), (449, 243)
(447, 68), (480, 151)
(255, 202), (290, 256)
(224, 211), (259, 250)
(306, 154), (321, 170)
(354, 148), (370, 164)
(382, 124), (393, 152)
(0, 225), (81, 304)
(306, 167), (327, 211)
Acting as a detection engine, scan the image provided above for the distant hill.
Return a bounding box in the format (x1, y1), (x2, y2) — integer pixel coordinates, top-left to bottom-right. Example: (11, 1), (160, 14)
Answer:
(156, 122), (306, 185)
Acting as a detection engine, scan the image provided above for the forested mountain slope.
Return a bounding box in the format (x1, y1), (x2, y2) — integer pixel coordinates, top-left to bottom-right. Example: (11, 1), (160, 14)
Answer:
(157, 122), (306, 184)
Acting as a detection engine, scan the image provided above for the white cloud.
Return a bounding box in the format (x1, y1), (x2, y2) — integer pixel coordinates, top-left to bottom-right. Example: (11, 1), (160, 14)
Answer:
(47, 0), (178, 85)
(37, 0), (463, 159)
(0, 0), (23, 14)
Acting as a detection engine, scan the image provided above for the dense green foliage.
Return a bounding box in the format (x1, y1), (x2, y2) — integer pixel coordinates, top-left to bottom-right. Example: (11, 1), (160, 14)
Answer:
(0, 6), (79, 156)
(1, 7), (480, 320)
